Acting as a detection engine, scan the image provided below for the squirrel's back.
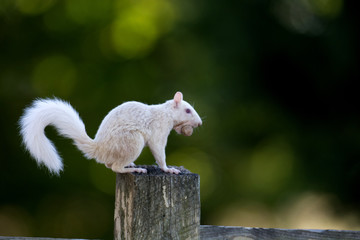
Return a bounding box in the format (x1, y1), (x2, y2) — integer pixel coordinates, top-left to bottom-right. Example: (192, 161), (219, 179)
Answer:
(94, 101), (173, 141)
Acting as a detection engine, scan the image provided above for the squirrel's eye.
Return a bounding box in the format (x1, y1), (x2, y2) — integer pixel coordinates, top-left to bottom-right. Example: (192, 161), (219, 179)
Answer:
(185, 108), (191, 114)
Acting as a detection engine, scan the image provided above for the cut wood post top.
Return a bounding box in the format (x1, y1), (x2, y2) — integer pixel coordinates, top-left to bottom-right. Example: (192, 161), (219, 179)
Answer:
(121, 165), (195, 176)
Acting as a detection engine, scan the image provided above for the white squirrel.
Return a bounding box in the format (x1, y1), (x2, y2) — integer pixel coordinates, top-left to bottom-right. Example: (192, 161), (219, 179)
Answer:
(19, 92), (202, 175)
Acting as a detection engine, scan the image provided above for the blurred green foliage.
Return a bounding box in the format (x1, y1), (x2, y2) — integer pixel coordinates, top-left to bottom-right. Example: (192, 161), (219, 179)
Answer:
(1, 0), (360, 238)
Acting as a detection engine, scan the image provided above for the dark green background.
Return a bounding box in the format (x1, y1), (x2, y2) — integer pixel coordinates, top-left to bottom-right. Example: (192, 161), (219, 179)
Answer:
(1, 0), (359, 238)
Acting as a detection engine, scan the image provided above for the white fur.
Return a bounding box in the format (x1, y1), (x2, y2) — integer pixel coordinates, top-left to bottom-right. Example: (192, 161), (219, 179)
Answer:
(19, 92), (202, 175)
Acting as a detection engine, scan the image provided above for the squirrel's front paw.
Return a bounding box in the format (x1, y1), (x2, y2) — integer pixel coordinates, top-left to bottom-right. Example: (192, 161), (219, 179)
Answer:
(162, 167), (180, 174)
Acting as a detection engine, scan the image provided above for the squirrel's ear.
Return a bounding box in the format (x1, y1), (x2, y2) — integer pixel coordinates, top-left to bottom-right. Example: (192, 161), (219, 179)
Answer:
(174, 92), (183, 107)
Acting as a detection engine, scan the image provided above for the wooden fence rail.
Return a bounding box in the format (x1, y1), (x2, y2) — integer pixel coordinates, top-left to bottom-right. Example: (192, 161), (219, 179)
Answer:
(200, 225), (360, 240)
(2, 225), (360, 240)
(2, 165), (360, 239)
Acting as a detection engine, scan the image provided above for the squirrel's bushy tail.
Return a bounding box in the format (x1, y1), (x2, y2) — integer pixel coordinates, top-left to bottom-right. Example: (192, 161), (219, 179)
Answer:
(19, 98), (96, 174)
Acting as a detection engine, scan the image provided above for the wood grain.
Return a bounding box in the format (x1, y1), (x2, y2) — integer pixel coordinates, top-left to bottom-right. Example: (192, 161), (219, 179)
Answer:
(114, 165), (200, 240)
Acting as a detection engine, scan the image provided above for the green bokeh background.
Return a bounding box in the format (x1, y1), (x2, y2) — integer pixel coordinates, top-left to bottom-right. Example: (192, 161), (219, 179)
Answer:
(1, 0), (359, 238)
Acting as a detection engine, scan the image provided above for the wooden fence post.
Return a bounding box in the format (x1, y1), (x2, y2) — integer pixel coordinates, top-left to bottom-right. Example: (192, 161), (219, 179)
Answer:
(114, 165), (200, 240)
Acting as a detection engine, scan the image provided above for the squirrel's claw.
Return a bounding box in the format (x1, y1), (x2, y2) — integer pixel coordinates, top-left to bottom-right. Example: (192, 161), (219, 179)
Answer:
(162, 167), (180, 174)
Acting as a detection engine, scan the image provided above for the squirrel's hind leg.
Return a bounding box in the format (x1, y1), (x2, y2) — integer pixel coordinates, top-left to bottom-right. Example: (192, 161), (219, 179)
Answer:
(103, 131), (146, 173)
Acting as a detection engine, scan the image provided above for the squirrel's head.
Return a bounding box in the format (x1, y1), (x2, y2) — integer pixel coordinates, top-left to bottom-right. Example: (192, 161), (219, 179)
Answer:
(170, 91), (202, 135)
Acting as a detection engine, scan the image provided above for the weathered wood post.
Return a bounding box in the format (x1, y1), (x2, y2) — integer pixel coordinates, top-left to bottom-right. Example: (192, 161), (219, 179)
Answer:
(114, 165), (200, 240)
